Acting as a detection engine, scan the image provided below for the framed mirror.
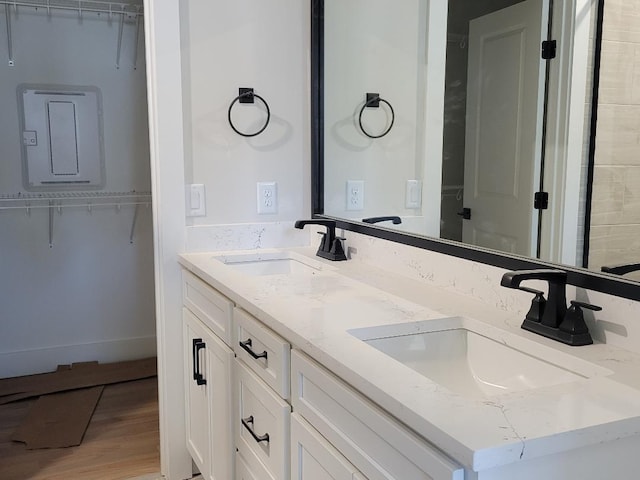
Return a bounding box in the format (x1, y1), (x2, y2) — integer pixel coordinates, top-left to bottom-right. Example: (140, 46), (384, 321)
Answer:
(311, 0), (640, 300)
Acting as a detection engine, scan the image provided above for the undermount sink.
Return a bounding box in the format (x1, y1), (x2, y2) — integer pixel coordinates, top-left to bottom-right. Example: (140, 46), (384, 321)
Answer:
(349, 317), (611, 397)
(211, 251), (327, 276)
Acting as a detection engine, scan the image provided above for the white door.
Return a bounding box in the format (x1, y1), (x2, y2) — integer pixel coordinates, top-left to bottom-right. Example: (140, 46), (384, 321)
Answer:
(462, 0), (546, 256)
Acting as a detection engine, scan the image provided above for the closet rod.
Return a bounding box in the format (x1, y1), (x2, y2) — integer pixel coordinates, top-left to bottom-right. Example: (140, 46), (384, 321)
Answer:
(0, 0), (143, 17)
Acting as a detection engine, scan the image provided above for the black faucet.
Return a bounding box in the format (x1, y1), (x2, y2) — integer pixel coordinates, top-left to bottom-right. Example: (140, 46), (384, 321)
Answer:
(294, 219), (347, 261)
(500, 269), (599, 346)
(501, 269), (568, 328)
(362, 216), (402, 225)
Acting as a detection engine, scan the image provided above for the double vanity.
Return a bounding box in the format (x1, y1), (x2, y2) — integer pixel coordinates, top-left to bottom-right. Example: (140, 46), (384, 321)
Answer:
(178, 241), (640, 480)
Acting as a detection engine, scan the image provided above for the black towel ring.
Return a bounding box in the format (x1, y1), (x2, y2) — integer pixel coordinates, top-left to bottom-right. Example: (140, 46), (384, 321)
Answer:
(228, 88), (271, 137)
(358, 93), (395, 139)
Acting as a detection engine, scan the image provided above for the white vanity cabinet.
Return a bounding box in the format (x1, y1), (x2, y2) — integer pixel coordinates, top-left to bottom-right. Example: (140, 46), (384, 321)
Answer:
(182, 271), (235, 480)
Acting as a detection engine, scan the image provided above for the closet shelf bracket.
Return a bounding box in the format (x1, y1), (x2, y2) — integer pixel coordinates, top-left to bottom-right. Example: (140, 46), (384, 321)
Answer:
(129, 203), (139, 244)
(115, 5), (124, 68)
(48, 200), (54, 247)
(4, 3), (14, 66)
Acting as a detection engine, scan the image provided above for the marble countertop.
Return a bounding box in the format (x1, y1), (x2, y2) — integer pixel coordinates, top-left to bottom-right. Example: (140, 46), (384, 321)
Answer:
(179, 248), (640, 472)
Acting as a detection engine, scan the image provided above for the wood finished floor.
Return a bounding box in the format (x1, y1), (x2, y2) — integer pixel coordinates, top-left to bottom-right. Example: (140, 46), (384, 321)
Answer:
(0, 377), (160, 480)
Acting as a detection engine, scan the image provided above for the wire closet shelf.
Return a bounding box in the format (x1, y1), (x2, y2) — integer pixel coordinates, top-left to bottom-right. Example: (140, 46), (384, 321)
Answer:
(0, 0), (143, 16)
(0, 191), (152, 211)
(0, 191), (152, 247)
(2, 0), (144, 68)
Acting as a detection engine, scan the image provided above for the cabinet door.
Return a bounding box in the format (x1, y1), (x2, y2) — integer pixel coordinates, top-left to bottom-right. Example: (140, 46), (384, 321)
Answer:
(184, 307), (234, 480)
(184, 308), (210, 476)
(291, 413), (366, 480)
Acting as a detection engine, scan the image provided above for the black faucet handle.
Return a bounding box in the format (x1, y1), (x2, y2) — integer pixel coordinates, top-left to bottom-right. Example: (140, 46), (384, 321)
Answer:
(601, 262), (640, 276)
(316, 231), (328, 252)
(569, 300), (602, 312)
(558, 301), (598, 345)
(517, 286), (546, 323)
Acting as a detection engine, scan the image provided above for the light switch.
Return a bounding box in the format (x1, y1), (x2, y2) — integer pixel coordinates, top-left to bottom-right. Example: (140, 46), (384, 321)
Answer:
(186, 184), (206, 217)
(405, 180), (422, 208)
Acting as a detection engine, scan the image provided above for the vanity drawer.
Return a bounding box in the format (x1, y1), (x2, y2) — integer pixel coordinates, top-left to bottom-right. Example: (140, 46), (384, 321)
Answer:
(235, 358), (291, 480)
(234, 307), (291, 399)
(236, 447), (275, 480)
(291, 350), (464, 480)
(183, 270), (233, 346)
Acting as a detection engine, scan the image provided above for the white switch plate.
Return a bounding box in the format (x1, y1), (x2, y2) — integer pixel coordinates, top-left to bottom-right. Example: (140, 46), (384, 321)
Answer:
(186, 184), (206, 217)
(257, 181), (278, 214)
(346, 180), (364, 211)
(405, 180), (422, 208)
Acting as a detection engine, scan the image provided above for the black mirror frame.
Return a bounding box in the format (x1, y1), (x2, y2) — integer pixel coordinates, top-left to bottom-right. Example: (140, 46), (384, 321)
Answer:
(310, 0), (640, 302)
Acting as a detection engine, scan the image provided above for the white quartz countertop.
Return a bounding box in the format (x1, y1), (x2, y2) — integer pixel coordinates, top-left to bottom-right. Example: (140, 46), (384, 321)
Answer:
(179, 248), (640, 472)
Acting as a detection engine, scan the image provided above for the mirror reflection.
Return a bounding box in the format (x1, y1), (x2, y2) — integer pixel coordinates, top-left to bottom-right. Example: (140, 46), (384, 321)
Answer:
(587, 0), (640, 282)
(321, 0), (614, 272)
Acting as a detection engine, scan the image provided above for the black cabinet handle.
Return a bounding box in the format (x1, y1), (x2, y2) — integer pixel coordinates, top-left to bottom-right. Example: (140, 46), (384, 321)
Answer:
(192, 338), (201, 381)
(191, 338), (202, 380)
(241, 415), (270, 444)
(193, 338), (207, 386)
(239, 338), (268, 360)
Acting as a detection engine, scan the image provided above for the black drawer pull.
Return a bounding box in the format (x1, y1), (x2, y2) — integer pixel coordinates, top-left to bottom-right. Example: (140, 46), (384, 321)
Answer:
(241, 415), (270, 444)
(193, 338), (207, 386)
(239, 338), (268, 360)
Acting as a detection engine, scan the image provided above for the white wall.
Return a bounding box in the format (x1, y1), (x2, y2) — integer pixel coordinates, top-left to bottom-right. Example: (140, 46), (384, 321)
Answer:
(0, 6), (155, 378)
(180, 0), (311, 227)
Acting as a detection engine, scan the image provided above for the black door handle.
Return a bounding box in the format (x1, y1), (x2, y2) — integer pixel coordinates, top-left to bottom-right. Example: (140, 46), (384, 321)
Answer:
(457, 207), (471, 220)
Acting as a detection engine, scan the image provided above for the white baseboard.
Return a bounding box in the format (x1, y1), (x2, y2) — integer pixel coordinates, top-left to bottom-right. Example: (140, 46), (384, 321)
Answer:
(0, 336), (157, 379)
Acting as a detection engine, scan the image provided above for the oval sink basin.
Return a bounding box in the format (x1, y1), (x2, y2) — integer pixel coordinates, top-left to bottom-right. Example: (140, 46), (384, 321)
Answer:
(212, 251), (326, 276)
(349, 317), (611, 397)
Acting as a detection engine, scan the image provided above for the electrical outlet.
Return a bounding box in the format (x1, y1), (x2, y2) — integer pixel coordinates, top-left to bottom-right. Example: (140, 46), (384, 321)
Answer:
(346, 180), (364, 211)
(257, 182), (278, 214)
(405, 180), (422, 208)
